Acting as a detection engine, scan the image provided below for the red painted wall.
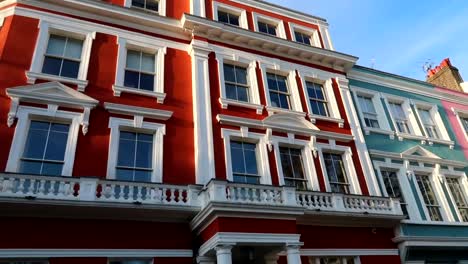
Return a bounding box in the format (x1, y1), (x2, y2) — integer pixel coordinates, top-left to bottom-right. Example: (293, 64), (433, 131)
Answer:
(0, 15), (39, 172)
(299, 225), (397, 249)
(0, 217), (192, 249)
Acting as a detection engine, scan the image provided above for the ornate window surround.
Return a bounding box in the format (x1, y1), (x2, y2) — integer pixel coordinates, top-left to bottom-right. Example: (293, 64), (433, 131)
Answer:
(123, 0), (167, 17)
(212, 1), (249, 29)
(411, 100), (453, 147)
(289, 22), (322, 48)
(252, 12), (287, 39)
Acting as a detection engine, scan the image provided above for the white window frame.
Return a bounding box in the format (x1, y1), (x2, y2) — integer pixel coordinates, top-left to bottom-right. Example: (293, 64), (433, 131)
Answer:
(373, 160), (421, 221)
(259, 61), (304, 116)
(113, 36), (167, 103)
(441, 173), (468, 223)
(221, 128), (271, 184)
(413, 101), (452, 145)
(452, 108), (468, 142)
(27, 20), (96, 92)
(107, 117), (166, 183)
(298, 70), (343, 126)
(212, 2), (248, 29)
(411, 167), (454, 223)
(289, 22), (322, 48)
(317, 142), (362, 195)
(124, 0), (167, 17)
(271, 135), (319, 191)
(351, 87), (393, 137)
(382, 94), (423, 140)
(5, 106), (82, 177)
(252, 12), (286, 39)
(215, 51), (263, 114)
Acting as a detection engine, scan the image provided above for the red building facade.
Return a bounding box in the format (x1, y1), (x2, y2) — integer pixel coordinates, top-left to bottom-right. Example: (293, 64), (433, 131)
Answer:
(0, 1), (403, 263)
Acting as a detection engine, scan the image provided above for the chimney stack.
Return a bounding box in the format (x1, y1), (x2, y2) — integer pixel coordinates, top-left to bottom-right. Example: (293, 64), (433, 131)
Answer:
(426, 58), (465, 92)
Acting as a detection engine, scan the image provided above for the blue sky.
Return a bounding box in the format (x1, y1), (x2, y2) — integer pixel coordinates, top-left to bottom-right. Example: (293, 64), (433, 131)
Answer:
(267, 0), (468, 82)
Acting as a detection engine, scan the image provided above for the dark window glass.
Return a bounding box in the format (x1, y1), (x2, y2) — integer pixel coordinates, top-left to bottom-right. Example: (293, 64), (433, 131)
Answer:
(418, 109), (439, 139)
(416, 174), (443, 221)
(294, 31), (311, 45)
(461, 117), (468, 136)
(267, 73), (290, 109)
(230, 141), (260, 184)
(218, 10), (240, 26)
(323, 153), (349, 194)
(258, 21), (277, 36)
(306, 81), (328, 116)
(280, 147), (307, 190)
(389, 102), (410, 134)
(42, 34), (83, 78)
(446, 178), (468, 222)
(223, 64), (249, 102)
(132, 0), (159, 12)
(116, 131), (153, 182)
(381, 170), (408, 217)
(357, 95), (380, 128)
(124, 50), (155, 91)
(19, 121), (70, 176)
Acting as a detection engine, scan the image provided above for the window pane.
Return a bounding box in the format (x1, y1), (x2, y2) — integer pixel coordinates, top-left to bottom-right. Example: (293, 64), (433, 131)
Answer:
(64, 38), (83, 59)
(44, 129), (69, 161)
(231, 146), (245, 174)
(280, 152), (293, 179)
(141, 53), (155, 73)
(291, 155), (305, 179)
(224, 64), (236, 82)
(134, 170), (152, 182)
(126, 50), (141, 70)
(46, 35), (66, 56)
(42, 57), (62, 76)
(135, 140), (153, 169)
(124, 71), (140, 88)
(23, 124), (49, 159)
(229, 14), (239, 26)
(218, 11), (229, 23)
(116, 168), (134, 181)
(41, 162), (63, 176)
(235, 66), (248, 85)
(277, 77), (288, 92)
(267, 73), (278, 90)
(278, 94), (290, 109)
(118, 136), (136, 167)
(60, 60), (80, 78)
(132, 0), (145, 8)
(225, 84), (237, 100)
(236, 86), (249, 102)
(19, 160), (43, 175)
(244, 147), (258, 175)
(139, 73), (154, 91)
(258, 22), (267, 33)
(145, 0), (159, 11)
(269, 93), (281, 108)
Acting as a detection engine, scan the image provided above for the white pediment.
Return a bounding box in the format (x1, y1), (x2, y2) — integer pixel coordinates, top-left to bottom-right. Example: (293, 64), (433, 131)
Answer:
(263, 113), (319, 134)
(6, 81), (98, 109)
(401, 146), (441, 159)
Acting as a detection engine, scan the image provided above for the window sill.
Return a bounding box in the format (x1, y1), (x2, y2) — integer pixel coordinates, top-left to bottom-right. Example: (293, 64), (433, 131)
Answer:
(219, 98), (264, 115)
(113, 85), (166, 104)
(395, 132), (427, 143)
(395, 132), (455, 148)
(363, 127), (395, 139)
(401, 219), (468, 226)
(26, 71), (88, 92)
(309, 114), (344, 128)
(266, 106), (306, 117)
(426, 138), (455, 149)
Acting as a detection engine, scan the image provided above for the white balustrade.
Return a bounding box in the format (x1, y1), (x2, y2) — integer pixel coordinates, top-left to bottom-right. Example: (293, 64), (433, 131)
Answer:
(296, 191), (334, 210)
(0, 174), (79, 200)
(96, 180), (194, 206)
(343, 195), (394, 214)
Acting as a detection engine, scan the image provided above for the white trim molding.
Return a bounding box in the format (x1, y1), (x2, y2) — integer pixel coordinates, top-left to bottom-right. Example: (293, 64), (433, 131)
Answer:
(451, 107), (468, 142)
(104, 102), (173, 121)
(5, 106), (83, 176)
(0, 249), (192, 258)
(107, 117), (166, 183)
(289, 22), (322, 48)
(123, 0), (167, 17)
(6, 81), (98, 134)
(221, 128), (272, 185)
(252, 12), (287, 39)
(215, 50), (263, 114)
(27, 20), (96, 91)
(113, 36), (167, 103)
(212, 1), (248, 29)
(412, 100), (453, 147)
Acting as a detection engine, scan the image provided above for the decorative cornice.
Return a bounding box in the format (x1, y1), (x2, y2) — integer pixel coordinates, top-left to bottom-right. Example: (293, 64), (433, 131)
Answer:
(0, 249), (193, 258)
(369, 149), (467, 168)
(104, 102), (173, 121)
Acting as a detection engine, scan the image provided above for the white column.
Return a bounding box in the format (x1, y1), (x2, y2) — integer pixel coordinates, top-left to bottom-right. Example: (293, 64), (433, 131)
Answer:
(285, 245), (302, 264)
(337, 77), (381, 196)
(190, 40), (216, 185)
(215, 245), (233, 264)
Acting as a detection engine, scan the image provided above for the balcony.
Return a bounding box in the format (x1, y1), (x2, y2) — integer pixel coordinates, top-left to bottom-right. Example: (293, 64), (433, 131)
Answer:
(0, 173), (403, 224)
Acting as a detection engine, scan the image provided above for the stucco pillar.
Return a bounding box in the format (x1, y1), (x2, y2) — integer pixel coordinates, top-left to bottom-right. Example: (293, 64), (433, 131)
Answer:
(285, 245), (302, 264)
(189, 40), (216, 185)
(215, 245), (233, 264)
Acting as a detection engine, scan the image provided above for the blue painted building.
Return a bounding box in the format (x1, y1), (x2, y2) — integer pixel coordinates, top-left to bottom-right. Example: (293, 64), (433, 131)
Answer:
(348, 65), (468, 263)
